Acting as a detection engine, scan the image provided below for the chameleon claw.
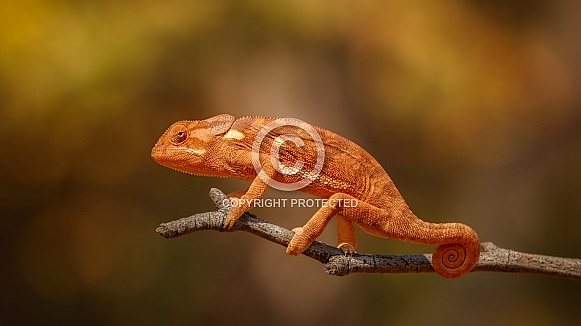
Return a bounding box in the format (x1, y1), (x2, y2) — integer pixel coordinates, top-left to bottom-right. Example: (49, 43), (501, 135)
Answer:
(223, 210), (241, 230)
(223, 217), (235, 230)
(223, 198), (246, 230)
(338, 243), (355, 256)
(287, 227), (308, 256)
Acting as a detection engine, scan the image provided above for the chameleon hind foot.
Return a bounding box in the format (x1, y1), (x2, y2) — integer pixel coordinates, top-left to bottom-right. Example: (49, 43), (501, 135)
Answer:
(286, 227), (310, 256)
(338, 243), (355, 255)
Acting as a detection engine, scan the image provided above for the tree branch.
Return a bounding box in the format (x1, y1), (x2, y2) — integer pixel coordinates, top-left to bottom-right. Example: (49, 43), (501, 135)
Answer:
(156, 188), (581, 280)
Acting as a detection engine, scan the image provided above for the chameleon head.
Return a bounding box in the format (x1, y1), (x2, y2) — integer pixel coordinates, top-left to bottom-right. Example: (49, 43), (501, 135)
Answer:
(151, 114), (235, 176)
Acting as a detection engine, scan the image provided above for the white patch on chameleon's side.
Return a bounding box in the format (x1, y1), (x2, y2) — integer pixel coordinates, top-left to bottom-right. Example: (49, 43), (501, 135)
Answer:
(277, 163), (301, 176)
(299, 169), (319, 181)
(223, 129), (245, 140)
(185, 148), (206, 155)
(273, 136), (285, 147)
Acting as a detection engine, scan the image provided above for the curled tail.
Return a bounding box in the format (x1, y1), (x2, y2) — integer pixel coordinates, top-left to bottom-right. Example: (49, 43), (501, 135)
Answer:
(431, 225), (480, 278)
(393, 212), (480, 278)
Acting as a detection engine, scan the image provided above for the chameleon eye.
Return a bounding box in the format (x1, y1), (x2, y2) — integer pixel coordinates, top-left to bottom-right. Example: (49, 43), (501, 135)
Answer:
(169, 124), (189, 145)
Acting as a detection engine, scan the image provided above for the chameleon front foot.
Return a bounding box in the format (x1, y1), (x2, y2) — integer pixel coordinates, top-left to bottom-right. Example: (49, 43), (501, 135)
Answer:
(286, 227), (311, 256)
(223, 215), (238, 230)
(223, 198), (247, 230)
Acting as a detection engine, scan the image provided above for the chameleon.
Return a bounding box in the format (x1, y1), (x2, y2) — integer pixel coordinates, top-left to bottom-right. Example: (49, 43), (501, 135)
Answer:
(151, 114), (480, 278)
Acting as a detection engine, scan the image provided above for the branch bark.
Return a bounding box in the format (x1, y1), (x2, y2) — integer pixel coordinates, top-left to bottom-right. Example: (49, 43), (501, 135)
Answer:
(156, 188), (581, 280)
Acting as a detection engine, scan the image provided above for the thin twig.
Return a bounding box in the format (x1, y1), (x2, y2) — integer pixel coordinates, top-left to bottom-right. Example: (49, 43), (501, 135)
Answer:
(156, 188), (581, 280)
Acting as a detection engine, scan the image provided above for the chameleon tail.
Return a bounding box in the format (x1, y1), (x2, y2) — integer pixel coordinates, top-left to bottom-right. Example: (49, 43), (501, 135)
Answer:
(414, 219), (480, 278)
(392, 211), (480, 278)
(430, 223), (480, 278)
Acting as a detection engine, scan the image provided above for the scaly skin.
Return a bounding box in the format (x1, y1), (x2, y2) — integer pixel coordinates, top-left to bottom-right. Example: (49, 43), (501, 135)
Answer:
(151, 114), (480, 278)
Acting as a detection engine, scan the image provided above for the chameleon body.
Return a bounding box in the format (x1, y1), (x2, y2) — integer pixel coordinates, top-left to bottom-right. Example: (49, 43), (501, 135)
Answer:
(152, 114), (480, 278)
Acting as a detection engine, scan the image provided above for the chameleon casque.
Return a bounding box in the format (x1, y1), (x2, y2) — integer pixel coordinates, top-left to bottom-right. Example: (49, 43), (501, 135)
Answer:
(151, 114), (480, 278)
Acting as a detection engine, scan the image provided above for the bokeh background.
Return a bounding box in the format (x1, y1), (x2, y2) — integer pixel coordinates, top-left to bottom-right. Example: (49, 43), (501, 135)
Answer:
(1, 1), (580, 325)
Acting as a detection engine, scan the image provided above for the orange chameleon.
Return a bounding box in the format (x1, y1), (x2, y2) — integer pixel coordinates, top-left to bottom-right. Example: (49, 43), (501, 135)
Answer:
(151, 114), (480, 278)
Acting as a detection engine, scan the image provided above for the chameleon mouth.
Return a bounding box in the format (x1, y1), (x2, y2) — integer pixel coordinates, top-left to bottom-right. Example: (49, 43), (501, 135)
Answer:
(151, 146), (186, 168)
(150, 146), (226, 178)
(150, 145), (169, 163)
(151, 150), (194, 175)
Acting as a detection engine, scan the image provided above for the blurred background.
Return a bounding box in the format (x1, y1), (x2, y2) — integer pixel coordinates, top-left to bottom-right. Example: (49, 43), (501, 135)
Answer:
(1, 0), (580, 325)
